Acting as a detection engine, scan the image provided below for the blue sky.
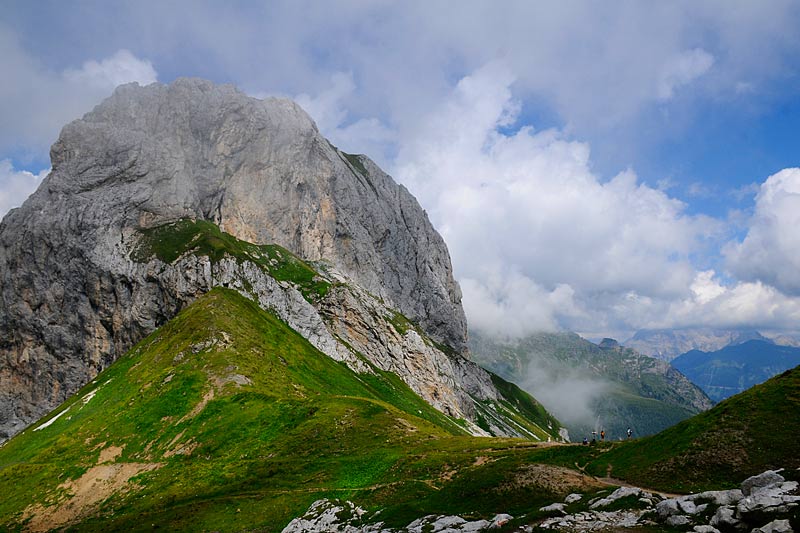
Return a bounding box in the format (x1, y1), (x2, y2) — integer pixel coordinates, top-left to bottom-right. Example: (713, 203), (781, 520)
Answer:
(2, 1), (800, 339)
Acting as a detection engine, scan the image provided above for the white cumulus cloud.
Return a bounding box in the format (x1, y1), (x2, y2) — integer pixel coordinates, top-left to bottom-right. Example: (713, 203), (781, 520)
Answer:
(0, 28), (158, 159)
(394, 62), (721, 338)
(725, 168), (800, 295)
(295, 72), (396, 166)
(63, 49), (157, 90)
(658, 270), (800, 331)
(0, 159), (48, 219)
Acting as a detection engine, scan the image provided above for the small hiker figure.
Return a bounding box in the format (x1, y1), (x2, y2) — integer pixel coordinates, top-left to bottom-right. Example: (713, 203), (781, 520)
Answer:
(626, 427), (632, 439)
(582, 437), (588, 445)
(600, 430), (605, 441)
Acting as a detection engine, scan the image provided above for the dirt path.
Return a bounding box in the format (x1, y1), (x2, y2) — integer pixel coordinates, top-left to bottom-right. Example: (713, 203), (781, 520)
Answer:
(570, 453), (686, 499)
(596, 476), (685, 499)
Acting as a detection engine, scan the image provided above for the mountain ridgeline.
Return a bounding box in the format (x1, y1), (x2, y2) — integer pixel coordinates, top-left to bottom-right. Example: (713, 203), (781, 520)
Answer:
(470, 331), (712, 440)
(672, 339), (800, 402)
(1, 77), (798, 532)
(625, 328), (773, 361)
(0, 78), (540, 442)
(0, 289), (564, 532)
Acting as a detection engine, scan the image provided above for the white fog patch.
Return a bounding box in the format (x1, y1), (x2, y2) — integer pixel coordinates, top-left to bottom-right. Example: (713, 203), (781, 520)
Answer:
(521, 356), (611, 430)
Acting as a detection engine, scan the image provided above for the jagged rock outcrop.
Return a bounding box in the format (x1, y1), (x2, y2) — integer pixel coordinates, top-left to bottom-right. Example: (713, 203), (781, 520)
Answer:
(0, 78), (473, 441)
(281, 499), (513, 532)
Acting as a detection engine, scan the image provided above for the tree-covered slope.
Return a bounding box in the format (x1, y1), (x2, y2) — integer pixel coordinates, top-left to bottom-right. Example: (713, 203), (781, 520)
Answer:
(586, 364), (800, 493)
(672, 339), (800, 402)
(471, 332), (712, 441)
(0, 289), (575, 532)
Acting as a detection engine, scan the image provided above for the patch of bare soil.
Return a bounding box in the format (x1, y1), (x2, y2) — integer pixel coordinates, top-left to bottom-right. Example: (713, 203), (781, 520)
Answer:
(179, 387), (215, 423)
(503, 464), (607, 494)
(97, 445), (124, 464)
(22, 462), (162, 532)
(473, 456), (494, 467)
(439, 466), (457, 483)
(395, 417), (419, 433)
(176, 368), (252, 425)
(163, 430), (199, 458)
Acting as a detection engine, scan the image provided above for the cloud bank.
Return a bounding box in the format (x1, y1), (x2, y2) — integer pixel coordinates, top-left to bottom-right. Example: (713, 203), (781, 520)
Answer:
(286, 56), (800, 339)
(0, 160), (49, 219)
(3, 2), (800, 338)
(725, 169), (800, 295)
(0, 27), (157, 161)
(393, 63), (728, 337)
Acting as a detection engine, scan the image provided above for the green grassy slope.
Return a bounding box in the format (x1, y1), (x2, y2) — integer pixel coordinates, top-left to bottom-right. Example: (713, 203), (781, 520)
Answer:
(583, 365), (800, 493)
(130, 218), (561, 441)
(0, 289), (589, 532)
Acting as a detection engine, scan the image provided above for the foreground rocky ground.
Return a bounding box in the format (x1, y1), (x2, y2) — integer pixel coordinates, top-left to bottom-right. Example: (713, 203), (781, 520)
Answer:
(283, 468), (799, 532)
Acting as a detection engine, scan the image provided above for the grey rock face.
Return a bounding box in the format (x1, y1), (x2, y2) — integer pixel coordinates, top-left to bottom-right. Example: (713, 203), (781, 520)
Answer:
(695, 489), (744, 507)
(693, 526), (721, 533)
(539, 503), (567, 514)
(538, 509), (643, 531)
(710, 505), (739, 529)
(753, 519), (793, 533)
(742, 471), (786, 496)
(0, 78), (469, 440)
(737, 481), (800, 517)
(656, 498), (681, 518)
(281, 499), (512, 532)
(590, 487), (654, 510)
(665, 515), (692, 526)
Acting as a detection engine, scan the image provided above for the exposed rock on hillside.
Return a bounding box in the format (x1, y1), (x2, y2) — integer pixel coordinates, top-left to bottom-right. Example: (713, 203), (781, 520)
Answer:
(0, 79), (474, 441)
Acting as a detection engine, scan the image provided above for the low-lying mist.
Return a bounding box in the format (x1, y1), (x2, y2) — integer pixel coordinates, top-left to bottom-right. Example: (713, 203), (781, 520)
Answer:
(519, 354), (611, 436)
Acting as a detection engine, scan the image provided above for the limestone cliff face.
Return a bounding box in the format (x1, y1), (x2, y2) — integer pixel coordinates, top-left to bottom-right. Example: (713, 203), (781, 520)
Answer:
(0, 78), (471, 441)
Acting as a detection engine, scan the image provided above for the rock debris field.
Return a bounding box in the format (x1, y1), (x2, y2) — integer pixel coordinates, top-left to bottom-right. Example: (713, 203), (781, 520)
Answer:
(282, 468), (799, 532)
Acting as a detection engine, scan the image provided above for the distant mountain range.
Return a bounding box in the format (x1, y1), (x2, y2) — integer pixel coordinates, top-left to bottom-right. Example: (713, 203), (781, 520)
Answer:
(623, 328), (772, 361)
(671, 339), (800, 402)
(470, 332), (712, 441)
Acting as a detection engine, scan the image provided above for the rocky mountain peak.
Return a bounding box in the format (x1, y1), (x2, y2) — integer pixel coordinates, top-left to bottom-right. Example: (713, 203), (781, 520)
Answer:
(0, 78), (472, 440)
(597, 338), (620, 349)
(35, 78), (466, 352)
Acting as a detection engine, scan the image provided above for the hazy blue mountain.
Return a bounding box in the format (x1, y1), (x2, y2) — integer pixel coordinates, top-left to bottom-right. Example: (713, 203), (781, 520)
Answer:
(624, 328), (770, 361)
(671, 339), (800, 402)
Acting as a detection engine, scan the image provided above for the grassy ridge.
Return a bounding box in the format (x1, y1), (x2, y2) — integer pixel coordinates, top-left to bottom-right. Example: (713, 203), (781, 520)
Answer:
(133, 219), (331, 300)
(131, 219), (560, 441)
(584, 365), (800, 493)
(0, 289), (587, 532)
